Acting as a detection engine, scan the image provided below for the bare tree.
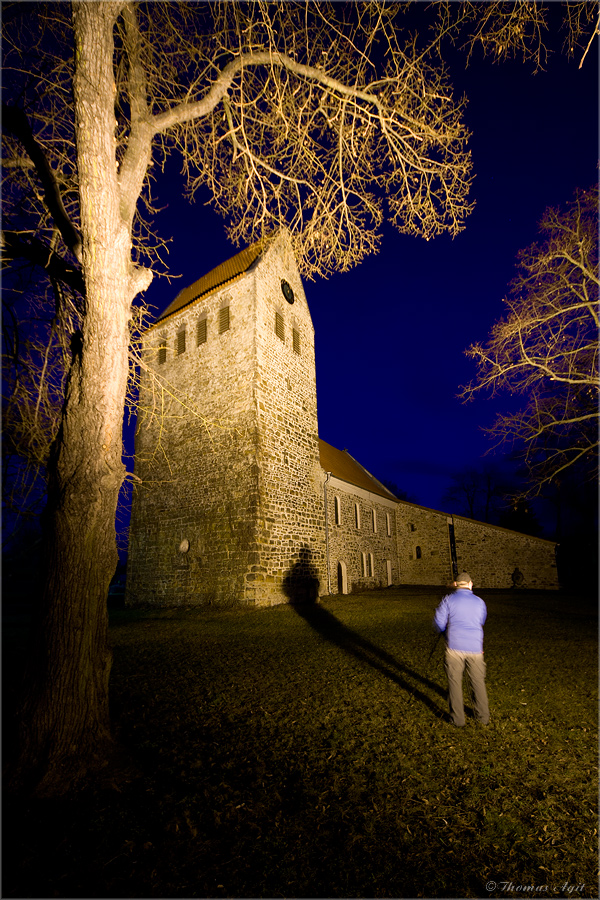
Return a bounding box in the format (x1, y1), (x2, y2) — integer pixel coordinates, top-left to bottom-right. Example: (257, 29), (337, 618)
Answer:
(441, 462), (510, 522)
(444, 0), (599, 69)
(2, 0), (478, 796)
(2, 1), (597, 795)
(461, 186), (599, 494)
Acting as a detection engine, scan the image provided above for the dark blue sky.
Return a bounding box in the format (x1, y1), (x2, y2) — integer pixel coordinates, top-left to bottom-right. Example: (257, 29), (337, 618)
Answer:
(144, 35), (598, 514)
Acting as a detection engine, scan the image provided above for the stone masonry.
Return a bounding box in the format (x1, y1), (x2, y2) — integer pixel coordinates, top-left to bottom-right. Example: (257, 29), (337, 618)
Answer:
(127, 232), (326, 606)
(127, 232), (559, 606)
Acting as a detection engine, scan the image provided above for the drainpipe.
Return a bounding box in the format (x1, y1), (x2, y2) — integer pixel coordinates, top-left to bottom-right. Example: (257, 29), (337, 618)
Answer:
(447, 515), (458, 581)
(324, 472), (332, 595)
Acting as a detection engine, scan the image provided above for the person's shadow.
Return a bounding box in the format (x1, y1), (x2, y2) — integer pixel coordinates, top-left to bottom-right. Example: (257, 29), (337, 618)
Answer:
(284, 547), (447, 718)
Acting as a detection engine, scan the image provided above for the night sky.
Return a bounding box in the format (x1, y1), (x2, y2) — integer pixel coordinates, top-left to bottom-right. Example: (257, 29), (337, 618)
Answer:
(143, 32), (598, 516)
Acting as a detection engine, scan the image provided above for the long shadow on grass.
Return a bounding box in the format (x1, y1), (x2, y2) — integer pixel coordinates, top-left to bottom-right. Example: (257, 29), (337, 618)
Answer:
(283, 550), (446, 718)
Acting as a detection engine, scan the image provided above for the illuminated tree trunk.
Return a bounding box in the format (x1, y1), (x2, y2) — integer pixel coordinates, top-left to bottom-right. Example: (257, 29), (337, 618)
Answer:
(15, 1), (150, 796)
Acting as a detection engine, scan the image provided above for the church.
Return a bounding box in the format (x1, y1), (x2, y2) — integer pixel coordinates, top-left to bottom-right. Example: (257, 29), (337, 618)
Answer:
(126, 232), (558, 606)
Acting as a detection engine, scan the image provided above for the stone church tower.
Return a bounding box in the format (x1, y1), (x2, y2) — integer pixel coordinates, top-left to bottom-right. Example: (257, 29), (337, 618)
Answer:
(127, 232), (326, 606)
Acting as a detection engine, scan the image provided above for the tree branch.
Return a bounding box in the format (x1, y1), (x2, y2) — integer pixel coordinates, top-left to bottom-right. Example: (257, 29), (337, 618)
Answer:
(2, 103), (82, 261)
(2, 231), (85, 296)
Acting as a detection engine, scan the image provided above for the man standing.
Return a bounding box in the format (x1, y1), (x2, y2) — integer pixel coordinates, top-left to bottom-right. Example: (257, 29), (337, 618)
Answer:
(434, 572), (490, 727)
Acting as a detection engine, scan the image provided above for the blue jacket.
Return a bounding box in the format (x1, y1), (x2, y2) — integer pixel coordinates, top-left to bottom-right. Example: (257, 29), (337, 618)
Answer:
(434, 588), (487, 653)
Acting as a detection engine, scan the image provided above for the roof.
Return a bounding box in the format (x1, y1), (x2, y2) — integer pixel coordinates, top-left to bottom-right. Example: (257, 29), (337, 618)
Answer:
(319, 439), (398, 501)
(319, 439), (556, 542)
(155, 238), (267, 325)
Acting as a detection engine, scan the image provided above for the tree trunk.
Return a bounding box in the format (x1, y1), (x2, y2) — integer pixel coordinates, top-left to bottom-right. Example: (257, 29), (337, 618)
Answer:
(13, 1), (142, 796)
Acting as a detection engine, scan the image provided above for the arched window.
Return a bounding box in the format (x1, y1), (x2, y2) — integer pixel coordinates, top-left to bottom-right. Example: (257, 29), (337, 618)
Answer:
(415, 545), (422, 560)
(361, 551), (373, 577)
(354, 503), (361, 530)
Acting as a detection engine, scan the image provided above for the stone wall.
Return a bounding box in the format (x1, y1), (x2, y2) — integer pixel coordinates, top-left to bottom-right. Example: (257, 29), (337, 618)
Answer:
(452, 514), (558, 589)
(127, 268), (260, 605)
(325, 477), (399, 593)
(395, 502), (453, 586)
(127, 232), (326, 607)
(251, 234), (326, 604)
(394, 500), (557, 589)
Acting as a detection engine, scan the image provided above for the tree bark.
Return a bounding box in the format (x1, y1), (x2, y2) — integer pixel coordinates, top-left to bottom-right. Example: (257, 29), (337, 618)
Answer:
(13, 0), (147, 796)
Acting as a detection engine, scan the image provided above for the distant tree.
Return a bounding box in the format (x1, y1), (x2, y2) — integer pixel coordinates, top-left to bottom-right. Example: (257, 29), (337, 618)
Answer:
(497, 498), (543, 537)
(461, 186), (599, 495)
(441, 463), (508, 522)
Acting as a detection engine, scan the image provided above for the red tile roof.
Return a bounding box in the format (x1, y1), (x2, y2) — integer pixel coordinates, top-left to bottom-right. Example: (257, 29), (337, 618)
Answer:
(319, 439), (397, 501)
(155, 238), (267, 324)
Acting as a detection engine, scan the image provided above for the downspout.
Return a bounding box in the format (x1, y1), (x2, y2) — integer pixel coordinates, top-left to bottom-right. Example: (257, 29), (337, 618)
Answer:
(324, 472), (332, 595)
(447, 515), (458, 581)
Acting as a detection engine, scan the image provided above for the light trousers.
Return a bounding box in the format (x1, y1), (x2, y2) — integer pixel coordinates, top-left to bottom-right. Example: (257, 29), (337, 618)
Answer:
(444, 649), (489, 726)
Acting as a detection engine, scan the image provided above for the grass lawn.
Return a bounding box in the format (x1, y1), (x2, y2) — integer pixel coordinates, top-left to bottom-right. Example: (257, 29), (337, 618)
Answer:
(3, 588), (598, 899)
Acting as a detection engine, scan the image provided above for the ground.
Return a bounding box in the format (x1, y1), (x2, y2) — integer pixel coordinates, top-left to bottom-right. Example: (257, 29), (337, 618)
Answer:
(3, 587), (598, 898)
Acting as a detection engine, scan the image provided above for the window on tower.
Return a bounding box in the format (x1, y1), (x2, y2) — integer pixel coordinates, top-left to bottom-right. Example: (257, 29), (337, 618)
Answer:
(197, 317), (207, 346)
(219, 306), (230, 334)
(292, 328), (300, 354)
(176, 328), (186, 355)
(275, 311), (285, 341)
(158, 340), (167, 365)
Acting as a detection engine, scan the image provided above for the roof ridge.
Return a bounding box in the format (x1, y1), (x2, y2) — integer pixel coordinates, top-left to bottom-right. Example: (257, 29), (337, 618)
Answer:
(154, 236), (269, 326)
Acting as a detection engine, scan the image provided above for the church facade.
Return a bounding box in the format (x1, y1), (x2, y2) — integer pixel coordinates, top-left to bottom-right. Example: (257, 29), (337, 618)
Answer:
(126, 232), (558, 607)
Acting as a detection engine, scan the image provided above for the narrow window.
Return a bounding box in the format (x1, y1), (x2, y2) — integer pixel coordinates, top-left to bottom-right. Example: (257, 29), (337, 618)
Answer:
(292, 328), (300, 355)
(275, 311), (285, 342)
(176, 328), (186, 355)
(334, 495), (341, 526)
(197, 317), (207, 346)
(415, 545), (422, 560)
(354, 503), (361, 530)
(372, 509), (377, 533)
(158, 340), (167, 365)
(386, 512), (391, 537)
(360, 551), (367, 577)
(368, 553), (374, 577)
(219, 306), (230, 334)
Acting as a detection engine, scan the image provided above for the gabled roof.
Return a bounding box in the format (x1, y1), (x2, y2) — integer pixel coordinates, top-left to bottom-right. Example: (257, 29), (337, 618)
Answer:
(319, 439), (397, 502)
(155, 238), (267, 325)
